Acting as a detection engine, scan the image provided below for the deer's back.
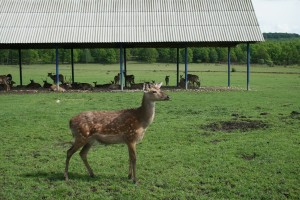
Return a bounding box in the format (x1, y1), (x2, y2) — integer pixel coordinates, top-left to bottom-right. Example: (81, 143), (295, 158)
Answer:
(188, 74), (199, 81)
(70, 109), (146, 143)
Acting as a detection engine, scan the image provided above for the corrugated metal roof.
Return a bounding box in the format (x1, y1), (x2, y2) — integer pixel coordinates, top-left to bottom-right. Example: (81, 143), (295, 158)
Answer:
(0, 0), (264, 48)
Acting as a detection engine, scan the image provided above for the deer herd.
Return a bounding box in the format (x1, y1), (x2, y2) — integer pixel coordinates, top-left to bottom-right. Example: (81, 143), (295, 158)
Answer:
(0, 72), (200, 92)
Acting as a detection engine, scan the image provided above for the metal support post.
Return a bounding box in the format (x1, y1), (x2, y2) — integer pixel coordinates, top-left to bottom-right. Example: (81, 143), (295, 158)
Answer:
(18, 49), (23, 86)
(247, 43), (250, 91)
(228, 47), (231, 88)
(120, 46), (124, 90)
(185, 47), (188, 89)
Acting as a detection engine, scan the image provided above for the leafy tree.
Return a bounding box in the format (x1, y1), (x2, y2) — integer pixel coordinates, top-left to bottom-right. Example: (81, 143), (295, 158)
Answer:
(157, 48), (171, 63)
(38, 49), (54, 64)
(179, 48), (193, 63)
(22, 49), (39, 64)
(138, 48), (158, 63)
(263, 33), (300, 40)
(104, 49), (117, 64)
(78, 49), (94, 63)
(266, 42), (282, 65)
(168, 48), (179, 63)
(230, 49), (237, 62)
(59, 49), (71, 64)
(216, 48), (227, 63)
(209, 48), (218, 63)
(192, 48), (202, 63)
(97, 49), (107, 63)
(234, 46), (246, 63)
(72, 49), (80, 63)
(1, 34), (299, 66)
(198, 48), (209, 63)
(0, 50), (11, 64)
(252, 45), (271, 64)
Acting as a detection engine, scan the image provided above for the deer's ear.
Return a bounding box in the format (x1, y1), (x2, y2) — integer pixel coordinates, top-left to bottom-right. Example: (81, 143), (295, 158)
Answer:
(156, 82), (163, 88)
(143, 83), (149, 91)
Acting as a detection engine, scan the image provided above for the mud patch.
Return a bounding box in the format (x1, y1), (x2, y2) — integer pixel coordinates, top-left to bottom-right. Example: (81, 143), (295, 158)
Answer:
(241, 152), (257, 160)
(203, 119), (268, 132)
(290, 111), (300, 120)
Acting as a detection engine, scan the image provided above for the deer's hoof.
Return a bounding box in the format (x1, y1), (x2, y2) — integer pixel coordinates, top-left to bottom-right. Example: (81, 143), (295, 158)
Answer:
(64, 174), (69, 181)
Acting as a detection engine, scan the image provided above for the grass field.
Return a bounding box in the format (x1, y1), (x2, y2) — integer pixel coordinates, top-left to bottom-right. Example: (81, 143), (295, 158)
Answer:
(0, 63), (300, 199)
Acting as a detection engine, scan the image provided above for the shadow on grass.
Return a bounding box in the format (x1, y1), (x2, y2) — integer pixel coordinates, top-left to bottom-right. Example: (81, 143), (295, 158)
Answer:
(21, 171), (127, 182)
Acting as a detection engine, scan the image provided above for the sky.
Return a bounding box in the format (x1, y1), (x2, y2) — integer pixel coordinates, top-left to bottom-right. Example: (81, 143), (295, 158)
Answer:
(252, 0), (300, 34)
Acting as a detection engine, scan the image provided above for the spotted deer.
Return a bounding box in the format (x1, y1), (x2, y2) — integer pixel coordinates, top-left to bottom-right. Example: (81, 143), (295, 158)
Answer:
(64, 83), (170, 183)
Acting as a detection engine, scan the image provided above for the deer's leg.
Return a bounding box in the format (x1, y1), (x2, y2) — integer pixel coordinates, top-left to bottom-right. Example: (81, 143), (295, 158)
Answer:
(64, 139), (86, 181)
(5, 83), (9, 91)
(79, 142), (95, 178)
(127, 142), (137, 183)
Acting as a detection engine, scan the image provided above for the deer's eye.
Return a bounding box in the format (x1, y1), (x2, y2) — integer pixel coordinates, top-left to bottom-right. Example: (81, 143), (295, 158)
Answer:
(152, 91), (157, 94)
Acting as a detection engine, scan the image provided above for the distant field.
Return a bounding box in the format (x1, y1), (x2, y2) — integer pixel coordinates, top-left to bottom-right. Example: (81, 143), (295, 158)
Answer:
(0, 63), (299, 199)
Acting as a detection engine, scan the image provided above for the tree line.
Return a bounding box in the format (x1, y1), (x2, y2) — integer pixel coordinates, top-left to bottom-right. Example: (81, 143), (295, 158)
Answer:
(1, 34), (299, 66)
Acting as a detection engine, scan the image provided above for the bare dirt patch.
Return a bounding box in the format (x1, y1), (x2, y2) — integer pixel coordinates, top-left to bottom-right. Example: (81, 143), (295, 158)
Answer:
(0, 86), (242, 95)
(290, 111), (300, 120)
(203, 119), (268, 132)
(241, 152), (257, 160)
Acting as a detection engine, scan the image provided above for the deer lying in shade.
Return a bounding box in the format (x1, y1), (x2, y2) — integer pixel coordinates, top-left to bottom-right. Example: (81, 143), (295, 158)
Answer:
(26, 79), (42, 89)
(64, 82), (170, 183)
(50, 84), (66, 92)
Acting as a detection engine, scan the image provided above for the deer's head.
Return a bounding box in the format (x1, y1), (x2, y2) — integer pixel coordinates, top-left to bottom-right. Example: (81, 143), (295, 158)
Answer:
(143, 82), (170, 101)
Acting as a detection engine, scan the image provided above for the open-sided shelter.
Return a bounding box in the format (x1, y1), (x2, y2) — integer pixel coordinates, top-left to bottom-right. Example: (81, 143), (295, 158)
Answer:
(0, 0), (264, 90)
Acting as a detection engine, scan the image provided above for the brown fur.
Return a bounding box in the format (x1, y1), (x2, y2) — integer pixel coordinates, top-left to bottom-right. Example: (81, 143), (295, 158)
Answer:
(26, 80), (41, 89)
(114, 73), (120, 85)
(43, 80), (52, 88)
(0, 75), (10, 91)
(64, 83), (170, 183)
(187, 74), (200, 87)
(48, 72), (64, 84)
(124, 74), (135, 86)
(50, 84), (66, 92)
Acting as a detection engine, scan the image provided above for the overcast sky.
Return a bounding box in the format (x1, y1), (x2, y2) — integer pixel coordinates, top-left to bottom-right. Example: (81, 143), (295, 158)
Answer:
(252, 0), (300, 34)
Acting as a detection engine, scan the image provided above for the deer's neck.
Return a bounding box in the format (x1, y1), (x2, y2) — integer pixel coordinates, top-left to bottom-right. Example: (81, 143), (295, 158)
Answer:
(138, 95), (155, 127)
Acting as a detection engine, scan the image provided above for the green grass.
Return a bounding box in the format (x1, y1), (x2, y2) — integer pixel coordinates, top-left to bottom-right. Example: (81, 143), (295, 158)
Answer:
(0, 63), (300, 199)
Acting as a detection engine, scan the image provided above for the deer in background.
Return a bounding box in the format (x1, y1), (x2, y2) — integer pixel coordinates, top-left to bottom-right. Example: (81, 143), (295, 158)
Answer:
(114, 73), (120, 85)
(71, 82), (93, 90)
(26, 79), (42, 89)
(50, 84), (66, 92)
(124, 73), (135, 86)
(179, 75), (185, 88)
(48, 72), (65, 84)
(43, 80), (52, 89)
(187, 74), (200, 87)
(165, 75), (170, 86)
(0, 75), (10, 91)
(64, 83), (170, 183)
